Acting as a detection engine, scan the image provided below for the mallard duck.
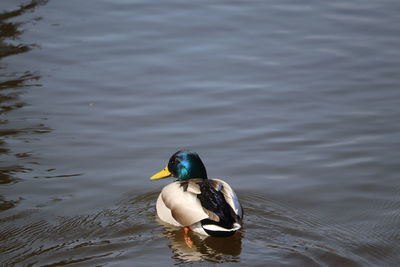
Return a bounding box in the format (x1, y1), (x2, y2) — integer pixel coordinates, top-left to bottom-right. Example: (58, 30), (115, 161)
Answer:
(150, 150), (243, 241)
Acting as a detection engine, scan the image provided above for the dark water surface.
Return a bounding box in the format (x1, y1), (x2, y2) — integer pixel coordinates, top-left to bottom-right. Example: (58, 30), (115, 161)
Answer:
(1, 0), (400, 265)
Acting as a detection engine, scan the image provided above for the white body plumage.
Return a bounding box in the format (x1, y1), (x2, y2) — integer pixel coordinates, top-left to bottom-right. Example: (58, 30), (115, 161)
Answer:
(156, 178), (243, 236)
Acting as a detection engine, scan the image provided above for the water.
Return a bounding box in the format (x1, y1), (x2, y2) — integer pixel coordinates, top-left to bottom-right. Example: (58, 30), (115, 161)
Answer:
(1, 0), (400, 265)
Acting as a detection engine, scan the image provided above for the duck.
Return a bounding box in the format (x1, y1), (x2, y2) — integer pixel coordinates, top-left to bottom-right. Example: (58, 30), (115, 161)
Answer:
(150, 150), (243, 246)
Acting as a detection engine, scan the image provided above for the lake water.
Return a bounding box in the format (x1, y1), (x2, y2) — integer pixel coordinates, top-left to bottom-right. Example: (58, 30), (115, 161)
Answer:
(1, 0), (400, 265)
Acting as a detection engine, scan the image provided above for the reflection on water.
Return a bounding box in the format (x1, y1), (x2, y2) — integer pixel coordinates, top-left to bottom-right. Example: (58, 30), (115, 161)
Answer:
(0, 1), (49, 210)
(0, 190), (370, 265)
(0, 1), (44, 58)
(159, 219), (242, 263)
(1, 189), (241, 265)
(0, 195), (21, 211)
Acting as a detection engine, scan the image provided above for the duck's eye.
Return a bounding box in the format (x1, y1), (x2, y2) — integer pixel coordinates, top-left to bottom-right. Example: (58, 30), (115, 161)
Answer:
(169, 158), (180, 165)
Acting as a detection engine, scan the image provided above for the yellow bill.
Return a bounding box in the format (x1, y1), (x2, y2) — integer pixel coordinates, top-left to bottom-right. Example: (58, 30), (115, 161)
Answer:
(150, 165), (172, 180)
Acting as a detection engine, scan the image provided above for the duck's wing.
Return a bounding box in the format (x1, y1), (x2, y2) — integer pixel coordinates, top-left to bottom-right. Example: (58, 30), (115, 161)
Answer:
(194, 179), (242, 236)
(160, 181), (209, 226)
(211, 179), (243, 219)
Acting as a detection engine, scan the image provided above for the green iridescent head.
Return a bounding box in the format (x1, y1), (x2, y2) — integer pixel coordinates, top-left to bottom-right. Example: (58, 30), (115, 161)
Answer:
(150, 150), (208, 181)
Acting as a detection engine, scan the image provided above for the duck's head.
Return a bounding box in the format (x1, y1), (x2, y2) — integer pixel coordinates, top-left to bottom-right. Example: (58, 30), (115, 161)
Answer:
(150, 150), (208, 181)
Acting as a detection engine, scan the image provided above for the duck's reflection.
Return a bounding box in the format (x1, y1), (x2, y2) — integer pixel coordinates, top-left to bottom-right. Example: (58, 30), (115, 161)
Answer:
(158, 219), (242, 263)
(0, 0), (49, 210)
